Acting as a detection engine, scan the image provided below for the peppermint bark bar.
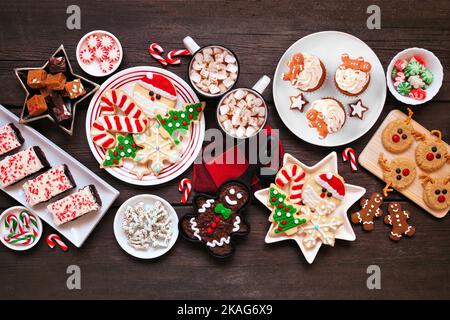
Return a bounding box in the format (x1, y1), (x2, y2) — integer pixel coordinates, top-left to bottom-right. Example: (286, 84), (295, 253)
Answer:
(47, 185), (102, 226)
(0, 146), (50, 188)
(0, 123), (24, 156)
(23, 164), (76, 206)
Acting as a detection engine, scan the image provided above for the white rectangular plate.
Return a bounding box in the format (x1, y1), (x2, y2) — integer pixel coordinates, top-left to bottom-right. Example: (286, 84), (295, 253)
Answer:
(0, 105), (120, 247)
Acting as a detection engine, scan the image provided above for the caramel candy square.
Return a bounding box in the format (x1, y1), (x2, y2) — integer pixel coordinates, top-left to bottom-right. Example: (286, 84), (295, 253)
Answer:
(45, 73), (66, 90)
(27, 69), (47, 89)
(65, 79), (86, 99)
(26, 94), (48, 117)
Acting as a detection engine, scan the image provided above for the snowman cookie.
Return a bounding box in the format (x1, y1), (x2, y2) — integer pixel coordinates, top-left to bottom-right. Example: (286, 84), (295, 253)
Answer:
(379, 153), (417, 196)
(179, 181), (250, 258)
(420, 175), (450, 211)
(415, 130), (449, 172)
(381, 108), (424, 153)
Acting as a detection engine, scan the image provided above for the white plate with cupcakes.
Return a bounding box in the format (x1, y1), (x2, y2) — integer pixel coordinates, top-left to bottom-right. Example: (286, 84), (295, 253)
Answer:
(272, 31), (386, 147)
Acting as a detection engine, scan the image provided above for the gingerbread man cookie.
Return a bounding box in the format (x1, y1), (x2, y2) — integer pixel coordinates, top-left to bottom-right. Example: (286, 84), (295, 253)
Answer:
(420, 175), (450, 211)
(282, 53), (304, 82)
(350, 192), (384, 231)
(379, 153), (417, 196)
(381, 108), (424, 153)
(384, 202), (415, 241)
(179, 181), (250, 258)
(415, 130), (449, 172)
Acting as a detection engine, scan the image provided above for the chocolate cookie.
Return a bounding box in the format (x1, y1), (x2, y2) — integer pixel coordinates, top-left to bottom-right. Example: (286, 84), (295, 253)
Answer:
(179, 181), (250, 258)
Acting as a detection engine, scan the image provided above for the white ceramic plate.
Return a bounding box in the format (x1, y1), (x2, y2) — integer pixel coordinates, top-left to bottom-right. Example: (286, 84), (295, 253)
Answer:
(273, 31), (386, 147)
(76, 30), (123, 77)
(113, 194), (179, 259)
(0, 206), (43, 251)
(0, 105), (120, 247)
(86, 66), (205, 186)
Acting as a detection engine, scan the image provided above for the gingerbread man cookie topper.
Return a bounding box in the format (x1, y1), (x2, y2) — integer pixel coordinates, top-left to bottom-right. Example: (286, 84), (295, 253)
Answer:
(282, 53), (304, 82)
(179, 181), (251, 258)
(350, 192), (384, 231)
(384, 202), (415, 241)
(340, 53), (372, 72)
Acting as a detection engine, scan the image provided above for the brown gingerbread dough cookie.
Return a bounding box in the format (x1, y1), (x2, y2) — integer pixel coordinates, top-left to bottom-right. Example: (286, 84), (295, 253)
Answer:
(415, 130), (449, 172)
(420, 175), (450, 211)
(384, 202), (415, 241)
(379, 153), (417, 196)
(350, 192), (384, 231)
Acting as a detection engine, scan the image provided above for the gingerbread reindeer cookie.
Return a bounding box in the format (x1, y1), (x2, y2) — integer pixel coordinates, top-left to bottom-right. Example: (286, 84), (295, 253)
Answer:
(420, 175), (450, 211)
(379, 153), (417, 196)
(415, 130), (450, 172)
(384, 202), (415, 241)
(350, 192), (384, 231)
(179, 181), (250, 258)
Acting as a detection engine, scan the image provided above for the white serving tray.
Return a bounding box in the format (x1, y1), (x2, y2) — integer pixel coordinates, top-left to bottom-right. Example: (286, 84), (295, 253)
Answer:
(0, 105), (120, 247)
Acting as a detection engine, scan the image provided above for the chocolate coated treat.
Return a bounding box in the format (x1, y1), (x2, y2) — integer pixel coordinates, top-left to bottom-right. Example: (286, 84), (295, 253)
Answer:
(48, 56), (66, 74)
(46, 92), (72, 126)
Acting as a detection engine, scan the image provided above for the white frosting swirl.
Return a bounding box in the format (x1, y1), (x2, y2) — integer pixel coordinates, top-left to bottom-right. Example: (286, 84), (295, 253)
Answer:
(292, 54), (323, 91)
(335, 67), (369, 94)
(310, 99), (345, 133)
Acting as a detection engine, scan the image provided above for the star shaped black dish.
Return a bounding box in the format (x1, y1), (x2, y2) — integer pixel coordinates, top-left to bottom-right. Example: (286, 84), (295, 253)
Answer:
(14, 44), (100, 135)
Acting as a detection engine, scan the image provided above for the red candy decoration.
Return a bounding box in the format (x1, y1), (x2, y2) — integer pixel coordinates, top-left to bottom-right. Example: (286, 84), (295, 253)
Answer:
(413, 55), (426, 67)
(207, 227), (213, 234)
(214, 217), (220, 223)
(438, 195), (446, 203)
(402, 168), (410, 176)
(409, 88), (427, 100)
(426, 153), (435, 161)
(392, 134), (400, 143)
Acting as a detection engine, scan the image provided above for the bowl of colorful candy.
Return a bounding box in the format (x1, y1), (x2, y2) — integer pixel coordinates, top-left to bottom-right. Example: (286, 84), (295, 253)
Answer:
(386, 48), (443, 105)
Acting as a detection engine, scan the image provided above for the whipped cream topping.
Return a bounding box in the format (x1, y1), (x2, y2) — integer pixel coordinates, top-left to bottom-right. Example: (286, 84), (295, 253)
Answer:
(335, 67), (369, 94)
(310, 99), (346, 133)
(291, 54), (323, 91)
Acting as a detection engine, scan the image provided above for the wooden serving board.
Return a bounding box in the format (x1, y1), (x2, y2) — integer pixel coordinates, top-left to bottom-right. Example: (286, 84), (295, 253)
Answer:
(359, 109), (450, 218)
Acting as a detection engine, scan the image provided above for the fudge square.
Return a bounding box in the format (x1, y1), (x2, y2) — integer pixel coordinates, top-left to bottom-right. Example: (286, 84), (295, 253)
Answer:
(0, 123), (24, 156)
(23, 164), (76, 206)
(47, 185), (102, 226)
(65, 79), (86, 99)
(0, 146), (50, 188)
(27, 69), (47, 89)
(26, 94), (48, 117)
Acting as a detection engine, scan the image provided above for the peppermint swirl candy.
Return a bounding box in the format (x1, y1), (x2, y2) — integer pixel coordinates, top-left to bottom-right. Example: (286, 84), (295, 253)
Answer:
(404, 61), (423, 77)
(420, 69), (433, 85)
(397, 81), (412, 95)
(408, 75), (426, 89)
(391, 66), (398, 80)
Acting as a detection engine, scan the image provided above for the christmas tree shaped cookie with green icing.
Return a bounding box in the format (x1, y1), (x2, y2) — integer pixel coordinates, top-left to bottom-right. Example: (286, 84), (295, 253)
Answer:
(101, 135), (141, 168)
(156, 102), (205, 145)
(268, 184), (307, 236)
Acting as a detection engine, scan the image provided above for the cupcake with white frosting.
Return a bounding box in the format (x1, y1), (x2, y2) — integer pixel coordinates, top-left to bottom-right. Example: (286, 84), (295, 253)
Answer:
(305, 98), (346, 139)
(282, 52), (325, 92)
(334, 54), (371, 96)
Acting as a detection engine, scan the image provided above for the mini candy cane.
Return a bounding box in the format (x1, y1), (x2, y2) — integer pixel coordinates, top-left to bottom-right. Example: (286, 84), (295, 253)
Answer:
(4, 232), (35, 245)
(4, 214), (19, 233)
(178, 178), (192, 204)
(148, 43), (168, 66)
(166, 49), (190, 65)
(3, 210), (39, 246)
(46, 234), (68, 252)
(342, 147), (358, 172)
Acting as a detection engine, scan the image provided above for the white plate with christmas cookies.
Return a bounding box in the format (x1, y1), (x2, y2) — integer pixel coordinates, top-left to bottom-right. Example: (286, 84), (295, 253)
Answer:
(86, 66), (206, 186)
(272, 31), (386, 147)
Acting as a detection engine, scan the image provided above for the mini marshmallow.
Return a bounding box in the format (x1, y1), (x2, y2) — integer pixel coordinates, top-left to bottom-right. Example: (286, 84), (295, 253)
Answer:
(213, 47), (222, 55)
(235, 126), (246, 138)
(257, 116), (265, 126)
(226, 63), (238, 73)
(190, 71), (201, 83)
(217, 71), (227, 80)
(215, 54), (224, 63)
(245, 93), (256, 104)
(219, 104), (230, 115)
(192, 61), (204, 71)
(231, 114), (240, 126)
(222, 119), (232, 131)
(245, 126), (257, 137)
(257, 107), (266, 117)
(234, 89), (245, 100)
(248, 116), (258, 127)
(209, 84), (220, 94)
(200, 68), (209, 78)
(237, 99), (247, 109)
(240, 116), (248, 127)
(254, 98), (263, 106)
(194, 53), (203, 61)
(203, 47), (213, 56)
(225, 54), (236, 64)
(219, 83), (227, 93)
(218, 114), (228, 122)
(223, 77), (235, 88)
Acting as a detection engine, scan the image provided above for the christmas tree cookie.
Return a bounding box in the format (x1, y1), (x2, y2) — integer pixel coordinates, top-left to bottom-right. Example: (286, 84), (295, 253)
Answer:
(101, 135), (141, 168)
(268, 184), (307, 236)
(156, 102), (205, 145)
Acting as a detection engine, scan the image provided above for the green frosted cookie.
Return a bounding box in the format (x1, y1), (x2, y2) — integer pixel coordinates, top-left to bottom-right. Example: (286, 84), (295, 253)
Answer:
(420, 69), (433, 85)
(404, 61), (423, 77)
(397, 81), (412, 95)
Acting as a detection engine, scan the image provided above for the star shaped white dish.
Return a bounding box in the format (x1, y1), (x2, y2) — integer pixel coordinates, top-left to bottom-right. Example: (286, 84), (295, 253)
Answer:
(254, 152), (366, 264)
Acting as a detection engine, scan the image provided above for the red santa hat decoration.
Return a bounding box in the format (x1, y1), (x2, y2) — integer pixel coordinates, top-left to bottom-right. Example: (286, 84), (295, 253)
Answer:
(315, 172), (345, 200)
(138, 72), (178, 101)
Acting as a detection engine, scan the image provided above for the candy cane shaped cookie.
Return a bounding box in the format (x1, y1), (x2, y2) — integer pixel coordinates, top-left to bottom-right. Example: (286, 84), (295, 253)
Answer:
(91, 115), (148, 149)
(275, 164), (306, 204)
(99, 89), (144, 118)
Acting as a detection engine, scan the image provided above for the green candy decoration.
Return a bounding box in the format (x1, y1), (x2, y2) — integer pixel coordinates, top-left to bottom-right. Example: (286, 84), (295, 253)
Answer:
(391, 66), (398, 80)
(157, 102), (205, 145)
(214, 203), (232, 219)
(420, 69), (433, 85)
(397, 81), (412, 95)
(268, 186), (307, 234)
(102, 135), (141, 167)
(404, 61), (423, 77)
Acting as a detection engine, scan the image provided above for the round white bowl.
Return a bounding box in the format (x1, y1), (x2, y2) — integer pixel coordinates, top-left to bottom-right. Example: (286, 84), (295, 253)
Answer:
(386, 47), (443, 105)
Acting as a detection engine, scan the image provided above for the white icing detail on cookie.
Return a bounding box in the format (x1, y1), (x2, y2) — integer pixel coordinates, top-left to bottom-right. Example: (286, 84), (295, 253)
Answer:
(232, 216), (241, 232)
(206, 236), (230, 247)
(225, 195), (237, 206)
(302, 184), (337, 216)
(190, 217), (202, 241)
(198, 199), (215, 213)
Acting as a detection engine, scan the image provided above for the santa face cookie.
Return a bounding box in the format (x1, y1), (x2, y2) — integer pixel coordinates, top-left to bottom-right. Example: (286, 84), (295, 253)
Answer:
(302, 172), (345, 216)
(420, 175), (450, 211)
(379, 153), (416, 196)
(415, 130), (449, 172)
(179, 181), (250, 258)
(381, 109), (423, 153)
(133, 72), (178, 117)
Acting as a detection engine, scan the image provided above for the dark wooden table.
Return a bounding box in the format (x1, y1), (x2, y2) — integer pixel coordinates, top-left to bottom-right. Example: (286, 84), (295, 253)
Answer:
(1, 0), (449, 300)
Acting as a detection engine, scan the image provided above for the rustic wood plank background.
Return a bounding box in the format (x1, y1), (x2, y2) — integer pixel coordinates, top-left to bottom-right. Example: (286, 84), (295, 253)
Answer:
(0, 0), (449, 299)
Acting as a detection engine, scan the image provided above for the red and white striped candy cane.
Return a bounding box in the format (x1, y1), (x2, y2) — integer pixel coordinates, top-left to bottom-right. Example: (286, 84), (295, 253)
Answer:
(47, 234), (68, 252)
(275, 164), (306, 204)
(178, 178), (192, 204)
(166, 49), (190, 65)
(148, 43), (168, 66)
(91, 115), (148, 149)
(100, 89), (144, 118)
(342, 147), (358, 172)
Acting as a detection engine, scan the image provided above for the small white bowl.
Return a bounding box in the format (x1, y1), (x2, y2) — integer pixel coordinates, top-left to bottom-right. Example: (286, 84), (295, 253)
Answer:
(386, 47), (443, 105)
(0, 206), (42, 251)
(113, 194), (179, 259)
(76, 30), (123, 77)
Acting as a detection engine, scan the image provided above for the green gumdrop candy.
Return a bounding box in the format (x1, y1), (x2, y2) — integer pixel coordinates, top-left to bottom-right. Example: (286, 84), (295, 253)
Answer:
(391, 67), (398, 80)
(421, 69), (433, 85)
(404, 61), (423, 77)
(397, 81), (412, 95)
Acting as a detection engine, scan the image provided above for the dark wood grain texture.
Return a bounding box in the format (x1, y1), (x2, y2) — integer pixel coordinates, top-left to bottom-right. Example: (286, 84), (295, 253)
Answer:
(0, 0), (449, 300)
